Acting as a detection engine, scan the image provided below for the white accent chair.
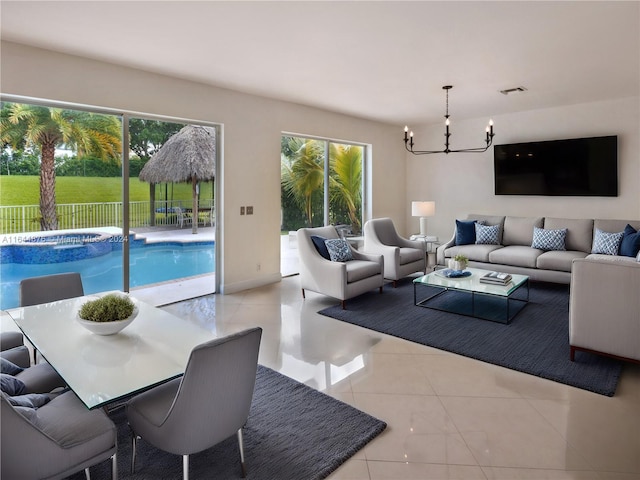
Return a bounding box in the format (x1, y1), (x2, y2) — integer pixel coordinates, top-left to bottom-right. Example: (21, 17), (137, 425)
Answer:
(297, 225), (384, 309)
(175, 207), (193, 228)
(569, 256), (640, 363)
(363, 217), (426, 287)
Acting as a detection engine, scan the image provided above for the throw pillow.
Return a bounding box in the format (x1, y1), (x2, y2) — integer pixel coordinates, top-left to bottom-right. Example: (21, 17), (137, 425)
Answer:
(620, 224), (640, 257)
(591, 228), (624, 255)
(455, 220), (477, 245)
(1, 373), (26, 396)
(310, 235), (331, 260)
(475, 223), (500, 245)
(324, 239), (354, 262)
(531, 227), (567, 251)
(0, 357), (24, 376)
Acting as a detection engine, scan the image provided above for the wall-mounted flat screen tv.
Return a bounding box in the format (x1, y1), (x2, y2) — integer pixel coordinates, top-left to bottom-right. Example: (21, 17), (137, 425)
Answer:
(494, 135), (617, 196)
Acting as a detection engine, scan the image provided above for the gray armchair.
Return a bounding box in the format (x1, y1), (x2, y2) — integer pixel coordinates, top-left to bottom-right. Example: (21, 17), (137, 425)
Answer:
(20, 272), (84, 307)
(363, 217), (426, 286)
(1, 391), (118, 480)
(297, 225), (384, 309)
(126, 327), (263, 480)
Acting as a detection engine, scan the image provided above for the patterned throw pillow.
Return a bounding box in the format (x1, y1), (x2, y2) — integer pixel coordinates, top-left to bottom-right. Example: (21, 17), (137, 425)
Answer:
(591, 228), (624, 255)
(324, 239), (354, 262)
(475, 223), (500, 245)
(531, 227), (567, 251)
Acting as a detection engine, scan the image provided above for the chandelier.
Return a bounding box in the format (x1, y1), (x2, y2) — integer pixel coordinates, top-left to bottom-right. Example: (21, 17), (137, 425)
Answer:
(404, 85), (495, 155)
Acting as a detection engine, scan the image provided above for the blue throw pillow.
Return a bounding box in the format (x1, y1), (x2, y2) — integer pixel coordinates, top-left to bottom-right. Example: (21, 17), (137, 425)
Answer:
(475, 223), (500, 245)
(455, 220), (477, 245)
(0, 357), (24, 376)
(310, 235), (331, 260)
(324, 239), (354, 262)
(531, 227), (567, 251)
(591, 228), (624, 255)
(620, 224), (640, 257)
(1, 373), (26, 396)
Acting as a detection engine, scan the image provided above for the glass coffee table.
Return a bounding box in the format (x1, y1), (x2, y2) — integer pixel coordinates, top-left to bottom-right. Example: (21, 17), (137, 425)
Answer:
(413, 267), (529, 324)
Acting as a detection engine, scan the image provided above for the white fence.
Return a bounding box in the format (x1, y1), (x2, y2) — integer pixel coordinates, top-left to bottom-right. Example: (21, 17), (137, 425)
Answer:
(0, 200), (214, 234)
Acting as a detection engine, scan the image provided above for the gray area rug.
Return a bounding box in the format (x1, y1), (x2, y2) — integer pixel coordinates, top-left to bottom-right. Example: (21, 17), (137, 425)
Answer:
(68, 365), (386, 479)
(319, 279), (622, 396)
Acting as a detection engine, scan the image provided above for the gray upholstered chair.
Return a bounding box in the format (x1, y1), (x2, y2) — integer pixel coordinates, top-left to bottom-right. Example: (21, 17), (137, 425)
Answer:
(1, 390), (118, 480)
(297, 225), (384, 309)
(363, 217), (426, 287)
(1, 332), (66, 393)
(126, 327), (263, 480)
(20, 272), (85, 307)
(20, 272), (85, 364)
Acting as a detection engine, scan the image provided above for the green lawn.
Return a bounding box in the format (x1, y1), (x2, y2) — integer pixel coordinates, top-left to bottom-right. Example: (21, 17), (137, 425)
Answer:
(0, 176), (212, 205)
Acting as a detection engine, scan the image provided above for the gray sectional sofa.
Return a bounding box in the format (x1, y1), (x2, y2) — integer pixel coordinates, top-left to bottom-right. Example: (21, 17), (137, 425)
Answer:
(436, 214), (640, 284)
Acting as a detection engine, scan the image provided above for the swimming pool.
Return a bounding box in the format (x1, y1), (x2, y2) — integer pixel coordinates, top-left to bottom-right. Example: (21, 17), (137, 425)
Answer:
(0, 240), (215, 310)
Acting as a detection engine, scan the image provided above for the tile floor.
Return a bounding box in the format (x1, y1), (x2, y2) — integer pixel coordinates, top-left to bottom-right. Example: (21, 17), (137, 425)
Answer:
(156, 277), (640, 480)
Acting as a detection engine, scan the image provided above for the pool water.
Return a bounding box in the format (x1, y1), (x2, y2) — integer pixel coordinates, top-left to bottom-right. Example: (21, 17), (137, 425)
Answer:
(0, 242), (215, 310)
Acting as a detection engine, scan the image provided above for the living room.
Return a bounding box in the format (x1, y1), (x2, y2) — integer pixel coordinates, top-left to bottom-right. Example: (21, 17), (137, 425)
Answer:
(1, 1), (639, 479)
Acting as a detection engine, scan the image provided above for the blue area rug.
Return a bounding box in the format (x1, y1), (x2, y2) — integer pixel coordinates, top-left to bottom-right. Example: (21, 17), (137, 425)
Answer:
(68, 365), (386, 479)
(319, 279), (622, 396)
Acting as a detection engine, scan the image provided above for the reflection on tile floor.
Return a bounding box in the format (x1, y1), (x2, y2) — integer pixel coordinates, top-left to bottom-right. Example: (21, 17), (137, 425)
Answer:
(158, 277), (640, 480)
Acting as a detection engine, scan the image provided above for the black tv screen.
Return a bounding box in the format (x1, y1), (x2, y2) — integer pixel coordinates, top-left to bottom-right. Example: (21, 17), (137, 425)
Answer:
(494, 136), (618, 196)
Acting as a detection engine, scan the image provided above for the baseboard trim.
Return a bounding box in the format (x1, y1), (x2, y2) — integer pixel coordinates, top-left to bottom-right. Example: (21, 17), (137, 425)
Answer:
(220, 272), (282, 294)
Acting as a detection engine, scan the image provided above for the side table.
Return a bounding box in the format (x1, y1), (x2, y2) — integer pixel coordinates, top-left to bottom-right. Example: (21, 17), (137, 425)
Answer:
(410, 234), (440, 271)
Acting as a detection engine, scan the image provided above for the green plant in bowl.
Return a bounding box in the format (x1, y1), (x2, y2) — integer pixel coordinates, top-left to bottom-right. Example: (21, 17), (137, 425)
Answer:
(79, 294), (135, 322)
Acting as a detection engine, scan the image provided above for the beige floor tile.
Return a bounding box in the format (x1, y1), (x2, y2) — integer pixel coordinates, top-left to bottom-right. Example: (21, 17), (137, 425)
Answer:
(353, 393), (477, 465)
(441, 396), (592, 470)
(368, 460), (487, 479)
(482, 466), (601, 479)
(350, 353), (437, 395)
(326, 459), (371, 480)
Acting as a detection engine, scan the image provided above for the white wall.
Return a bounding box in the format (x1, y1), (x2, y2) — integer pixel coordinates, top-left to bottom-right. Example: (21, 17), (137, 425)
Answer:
(406, 98), (640, 243)
(0, 41), (406, 293)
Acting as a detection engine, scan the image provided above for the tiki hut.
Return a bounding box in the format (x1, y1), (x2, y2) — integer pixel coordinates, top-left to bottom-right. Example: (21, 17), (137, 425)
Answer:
(139, 125), (216, 233)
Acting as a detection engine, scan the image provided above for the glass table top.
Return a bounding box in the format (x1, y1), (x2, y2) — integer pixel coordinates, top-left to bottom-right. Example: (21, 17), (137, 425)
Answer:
(6, 292), (216, 409)
(414, 268), (529, 297)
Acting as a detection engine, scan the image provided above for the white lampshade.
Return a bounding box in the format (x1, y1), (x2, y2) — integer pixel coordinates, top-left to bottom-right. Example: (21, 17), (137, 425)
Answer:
(411, 201), (435, 235)
(412, 201), (435, 217)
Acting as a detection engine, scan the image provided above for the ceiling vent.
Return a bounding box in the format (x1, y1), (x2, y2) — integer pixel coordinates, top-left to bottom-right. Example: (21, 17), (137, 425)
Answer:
(499, 86), (528, 95)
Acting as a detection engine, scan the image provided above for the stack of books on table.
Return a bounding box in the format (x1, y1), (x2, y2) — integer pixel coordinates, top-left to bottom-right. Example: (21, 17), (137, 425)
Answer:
(479, 271), (512, 285)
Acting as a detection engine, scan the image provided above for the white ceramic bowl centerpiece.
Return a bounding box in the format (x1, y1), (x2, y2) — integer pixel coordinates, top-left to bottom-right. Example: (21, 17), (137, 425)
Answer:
(76, 293), (139, 335)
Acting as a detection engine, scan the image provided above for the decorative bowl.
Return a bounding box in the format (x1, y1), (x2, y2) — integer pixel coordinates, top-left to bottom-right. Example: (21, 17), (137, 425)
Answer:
(76, 295), (139, 335)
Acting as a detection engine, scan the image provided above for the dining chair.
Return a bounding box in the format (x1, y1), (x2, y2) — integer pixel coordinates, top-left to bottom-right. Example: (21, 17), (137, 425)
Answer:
(1, 390), (118, 480)
(126, 327), (263, 480)
(20, 272), (85, 307)
(20, 272), (85, 363)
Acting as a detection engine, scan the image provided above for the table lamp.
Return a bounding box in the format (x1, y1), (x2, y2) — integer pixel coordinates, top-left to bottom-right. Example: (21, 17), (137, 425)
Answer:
(412, 201), (435, 236)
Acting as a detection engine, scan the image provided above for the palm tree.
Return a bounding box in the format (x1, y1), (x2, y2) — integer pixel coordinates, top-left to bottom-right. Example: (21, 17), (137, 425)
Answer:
(281, 137), (324, 227)
(329, 143), (363, 232)
(1, 103), (121, 230)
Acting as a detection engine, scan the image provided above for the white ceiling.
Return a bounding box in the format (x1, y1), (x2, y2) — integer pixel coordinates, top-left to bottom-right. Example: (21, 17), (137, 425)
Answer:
(1, 1), (638, 126)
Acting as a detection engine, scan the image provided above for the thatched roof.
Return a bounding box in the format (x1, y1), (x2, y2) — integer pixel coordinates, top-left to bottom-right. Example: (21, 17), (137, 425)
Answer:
(139, 125), (216, 183)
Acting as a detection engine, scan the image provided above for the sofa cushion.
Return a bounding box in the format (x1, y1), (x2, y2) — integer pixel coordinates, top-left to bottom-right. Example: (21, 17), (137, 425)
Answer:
(591, 228), (624, 255)
(586, 253), (639, 264)
(543, 217), (594, 253)
(345, 259), (381, 283)
(475, 223), (500, 245)
(489, 245), (542, 268)
(532, 227), (567, 251)
(399, 247), (424, 265)
(620, 224), (640, 257)
(445, 244), (503, 263)
(455, 219), (478, 245)
(503, 216), (544, 246)
(538, 250), (588, 272)
(325, 239), (353, 262)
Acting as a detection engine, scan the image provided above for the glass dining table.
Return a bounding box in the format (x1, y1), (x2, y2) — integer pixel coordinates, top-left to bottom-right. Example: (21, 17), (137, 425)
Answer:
(5, 292), (216, 409)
